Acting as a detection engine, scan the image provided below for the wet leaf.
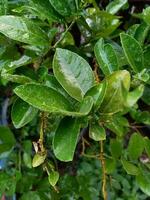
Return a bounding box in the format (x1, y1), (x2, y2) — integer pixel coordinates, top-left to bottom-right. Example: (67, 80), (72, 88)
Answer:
(0, 15), (49, 46)
(89, 122), (106, 141)
(53, 117), (80, 161)
(53, 48), (95, 101)
(120, 33), (144, 72)
(94, 38), (119, 75)
(11, 98), (38, 129)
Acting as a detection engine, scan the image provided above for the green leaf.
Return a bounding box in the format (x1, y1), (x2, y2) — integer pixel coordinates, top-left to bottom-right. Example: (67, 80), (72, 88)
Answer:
(127, 133), (144, 160)
(49, 0), (78, 16)
(0, 126), (16, 158)
(130, 109), (150, 125)
(14, 83), (72, 114)
(1, 73), (33, 84)
(105, 115), (129, 137)
(32, 152), (47, 167)
(142, 7), (150, 25)
(11, 98), (38, 129)
(84, 9), (120, 38)
(100, 70), (130, 114)
(48, 171), (59, 187)
(94, 38), (119, 75)
(134, 23), (150, 45)
(121, 158), (140, 175)
(136, 173), (150, 196)
(53, 48), (95, 101)
(0, 0), (8, 15)
(110, 139), (122, 159)
(29, 0), (62, 22)
(85, 80), (107, 111)
(120, 33), (144, 72)
(89, 122), (106, 141)
(0, 15), (49, 46)
(45, 75), (76, 104)
(0, 172), (16, 197)
(106, 0), (128, 14)
(14, 84), (93, 116)
(126, 85), (144, 107)
(142, 85), (150, 105)
(2, 55), (32, 73)
(53, 117), (80, 161)
(144, 137), (150, 157)
(105, 158), (116, 174)
(21, 191), (41, 200)
(23, 152), (32, 168)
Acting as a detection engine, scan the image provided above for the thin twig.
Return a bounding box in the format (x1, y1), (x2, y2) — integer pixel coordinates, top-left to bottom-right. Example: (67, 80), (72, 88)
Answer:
(99, 141), (107, 200)
(52, 20), (76, 49)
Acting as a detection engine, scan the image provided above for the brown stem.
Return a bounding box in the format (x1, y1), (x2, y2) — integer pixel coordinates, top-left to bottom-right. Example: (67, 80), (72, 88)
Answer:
(39, 112), (47, 152)
(99, 141), (107, 200)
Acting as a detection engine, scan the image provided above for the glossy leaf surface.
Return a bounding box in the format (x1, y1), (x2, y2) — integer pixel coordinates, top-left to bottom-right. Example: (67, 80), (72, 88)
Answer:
(49, 0), (78, 16)
(89, 122), (106, 141)
(94, 38), (119, 75)
(53, 117), (80, 161)
(100, 70), (130, 114)
(0, 15), (49, 46)
(53, 48), (95, 101)
(85, 80), (107, 111)
(11, 98), (38, 129)
(106, 0), (128, 14)
(120, 33), (144, 72)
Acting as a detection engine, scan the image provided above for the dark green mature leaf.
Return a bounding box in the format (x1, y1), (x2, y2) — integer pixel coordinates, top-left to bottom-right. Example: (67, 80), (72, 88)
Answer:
(120, 33), (144, 72)
(130, 109), (150, 125)
(53, 117), (80, 161)
(144, 137), (150, 157)
(0, 172), (16, 197)
(53, 48), (95, 102)
(0, 126), (16, 158)
(21, 191), (41, 200)
(105, 158), (116, 174)
(121, 159), (140, 175)
(105, 115), (129, 137)
(49, 0), (78, 16)
(136, 173), (150, 196)
(85, 80), (107, 111)
(106, 0), (128, 14)
(110, 139), (122, 159)
(14, 84), (93, 116)
(45, 75), (76, 104)
(14, 83), (72, 113)
(2, 55), (32, 73)
(11, 98), (38, 129)
(1, 73), (33, 84)
(89, 122), (106, 141)
(127, 133), (144, 160)
(84, 9), (120, 38)
(134, 23), (150, 45)
(0, 15), (49, 46)
(142, 85), (150, 105)
(29, 0), (62, 22)
(94, 38), (119, 75)
(100, 70), (130, 114)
